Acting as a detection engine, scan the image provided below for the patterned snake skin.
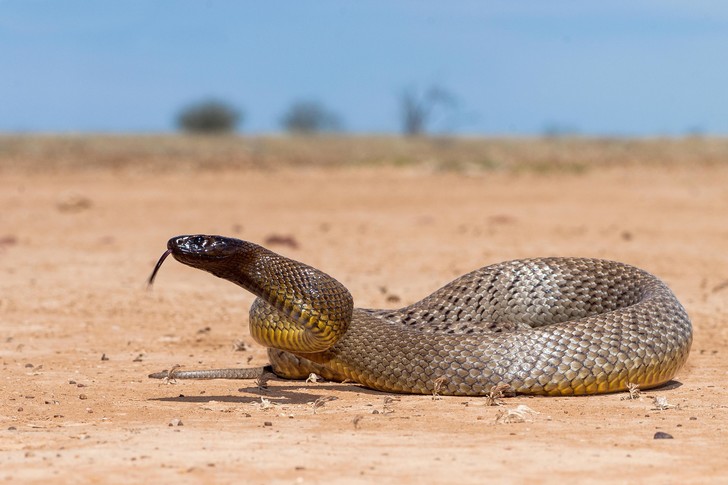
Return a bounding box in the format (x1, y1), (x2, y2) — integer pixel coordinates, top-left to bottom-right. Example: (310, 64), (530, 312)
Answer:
(149, 235), (692, 396)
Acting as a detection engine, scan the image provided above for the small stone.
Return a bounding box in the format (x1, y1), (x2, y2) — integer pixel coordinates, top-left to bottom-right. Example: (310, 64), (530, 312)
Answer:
(169, 418), (183, 427)
(264, 421), (273, 427)
(653, 432), (673, 439)
(79, 394), (88, 400)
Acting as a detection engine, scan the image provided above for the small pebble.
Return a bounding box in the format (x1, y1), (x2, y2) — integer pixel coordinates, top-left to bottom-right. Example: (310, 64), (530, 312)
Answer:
(79, 394), (88, 400)
(169, 419), (183, 427)
(654, 432), (673, 440)
(264, 421), (273, 427)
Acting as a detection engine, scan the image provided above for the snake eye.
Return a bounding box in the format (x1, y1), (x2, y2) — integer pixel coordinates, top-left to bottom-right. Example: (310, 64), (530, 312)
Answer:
(192, 236), (206, 247)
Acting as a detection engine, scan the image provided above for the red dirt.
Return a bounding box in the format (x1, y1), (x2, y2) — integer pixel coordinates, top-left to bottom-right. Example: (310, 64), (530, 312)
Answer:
(1, 162), (726, 483)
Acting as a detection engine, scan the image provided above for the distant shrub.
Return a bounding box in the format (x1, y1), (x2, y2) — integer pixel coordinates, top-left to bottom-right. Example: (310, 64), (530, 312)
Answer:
(399, 85), (457, 137)
(177, 100), (242, 134)
(280, 100), (343, 135)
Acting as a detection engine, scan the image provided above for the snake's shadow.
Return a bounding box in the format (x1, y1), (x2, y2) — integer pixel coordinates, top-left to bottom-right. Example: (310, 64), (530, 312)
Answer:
(149, 382), (385, 405)
(649, 379), (683, 392)
(149, 380), (685, 404)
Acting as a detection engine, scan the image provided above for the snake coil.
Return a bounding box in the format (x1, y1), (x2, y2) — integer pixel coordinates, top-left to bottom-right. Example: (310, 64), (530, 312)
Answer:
(148, 235), (692, 396)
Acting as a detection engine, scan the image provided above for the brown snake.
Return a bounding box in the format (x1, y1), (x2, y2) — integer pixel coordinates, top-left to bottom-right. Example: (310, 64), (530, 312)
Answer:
(148, 235), (692, 396)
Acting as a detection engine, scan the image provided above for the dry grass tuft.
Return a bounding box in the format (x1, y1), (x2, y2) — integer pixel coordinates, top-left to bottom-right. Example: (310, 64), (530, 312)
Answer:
(621, 382), (641, 401)
(381, 396), (398, 414)
(432, 377), (448, 400)
(311, 396), (338, 414)
(485, 382), (514, 406)
(652, 396), (677, 411)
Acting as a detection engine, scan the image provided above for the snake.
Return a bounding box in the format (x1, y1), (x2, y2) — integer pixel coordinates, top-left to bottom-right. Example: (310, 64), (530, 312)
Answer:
(147, 234), (692, 396)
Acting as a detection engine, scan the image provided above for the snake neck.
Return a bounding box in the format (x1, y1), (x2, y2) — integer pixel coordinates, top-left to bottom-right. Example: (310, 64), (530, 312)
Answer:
(174, 239), (355, 353)
(240, 248), (354, 353)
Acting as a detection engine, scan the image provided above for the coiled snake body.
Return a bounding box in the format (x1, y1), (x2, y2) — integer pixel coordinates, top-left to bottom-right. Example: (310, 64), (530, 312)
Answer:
(149, 235), (692, 396)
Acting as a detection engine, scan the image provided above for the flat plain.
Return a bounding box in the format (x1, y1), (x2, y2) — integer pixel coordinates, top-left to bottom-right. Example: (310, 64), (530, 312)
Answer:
(1, 136), (726, 484)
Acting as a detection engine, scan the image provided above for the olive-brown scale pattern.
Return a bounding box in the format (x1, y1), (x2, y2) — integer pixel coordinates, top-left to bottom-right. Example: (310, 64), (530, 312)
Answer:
(162, 236), (692, 396)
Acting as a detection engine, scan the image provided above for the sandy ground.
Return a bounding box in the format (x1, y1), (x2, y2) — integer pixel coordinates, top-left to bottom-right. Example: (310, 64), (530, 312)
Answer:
(1, 159), (727, 483)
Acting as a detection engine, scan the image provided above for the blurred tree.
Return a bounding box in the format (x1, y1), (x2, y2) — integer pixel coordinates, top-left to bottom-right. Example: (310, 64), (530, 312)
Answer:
(177, 99), (242, 134)
(280, 100), (343, 134)
(542, 121), (580, 138)
(399, 85), (457, 136)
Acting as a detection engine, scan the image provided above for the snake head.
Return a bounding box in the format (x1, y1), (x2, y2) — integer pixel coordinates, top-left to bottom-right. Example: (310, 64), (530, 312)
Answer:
(168, 234), (243, 265)
(166, 234), (269, 285)
(148, 235), (250, 288)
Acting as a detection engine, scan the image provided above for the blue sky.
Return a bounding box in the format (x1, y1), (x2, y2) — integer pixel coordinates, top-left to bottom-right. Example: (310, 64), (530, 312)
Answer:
(1, 1), (727, 135)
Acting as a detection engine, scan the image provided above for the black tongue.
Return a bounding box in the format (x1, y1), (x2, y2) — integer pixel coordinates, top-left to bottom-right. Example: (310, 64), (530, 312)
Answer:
(147, 249), (173, 289)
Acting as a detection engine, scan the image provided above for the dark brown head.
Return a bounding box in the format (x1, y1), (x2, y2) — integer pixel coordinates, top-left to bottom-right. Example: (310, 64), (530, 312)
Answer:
(168, 234), (243, 264)
(148, 235), (257, 287)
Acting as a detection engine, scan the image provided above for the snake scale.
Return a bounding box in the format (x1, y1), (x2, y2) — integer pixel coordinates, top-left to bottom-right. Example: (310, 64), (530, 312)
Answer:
(148, 235), (692, 396)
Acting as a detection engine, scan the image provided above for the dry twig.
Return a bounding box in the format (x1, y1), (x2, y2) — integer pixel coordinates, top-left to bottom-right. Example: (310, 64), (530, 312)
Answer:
(485, 382), (514, 406)
(432, 377), (448, 400)
(652, 396), (677, 410)
(621, 382), (641, 401)
(311, 396), (337, 414)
